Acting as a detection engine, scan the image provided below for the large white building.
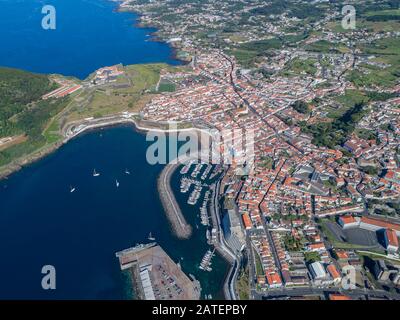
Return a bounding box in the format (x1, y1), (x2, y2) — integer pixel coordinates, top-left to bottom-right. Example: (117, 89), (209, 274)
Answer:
(309, 262), (326, 279)
(309, 262), (334, 287)
(359, 217), (400, 236)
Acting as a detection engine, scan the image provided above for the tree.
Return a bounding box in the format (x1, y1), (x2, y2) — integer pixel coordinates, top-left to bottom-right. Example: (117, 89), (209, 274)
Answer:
(291, 100), (310, 114)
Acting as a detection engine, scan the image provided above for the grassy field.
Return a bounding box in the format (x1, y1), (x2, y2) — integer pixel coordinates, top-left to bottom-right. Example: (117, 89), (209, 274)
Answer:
(43, 119), (62, 144)
(254, 249), (264, 276)
(334, 90), (369, 112)
(0, 63), (179, 171)
(158, 81), (176, 93)
(236, 266), (250, 300)
(304, 251), (321, 263)
(228, 48), (260, 68)
(352, 37), (400, 88)
(304, 40), (350, 54)
(357, 251), (400, 263)
(328, 20), (400, 34)
(282, 57), (318, 76)
(319, 90), (369, 119)
(327, 8), (400, 33)
(65, 63), (170, 122)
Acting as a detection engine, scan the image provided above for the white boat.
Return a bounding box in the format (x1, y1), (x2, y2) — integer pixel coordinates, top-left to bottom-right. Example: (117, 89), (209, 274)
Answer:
(148, 232), (156, 241)
(70, 186), (76, 193)
(125, 169), (130, 175)
(93, 169), (100, 177)
(199, 249), (214, 272)
(116, 180), (120, 188)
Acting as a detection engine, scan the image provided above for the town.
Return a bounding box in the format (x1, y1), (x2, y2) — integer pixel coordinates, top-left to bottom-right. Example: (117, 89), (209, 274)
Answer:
(0, 0), (399, 302)
(130, 0), (400, 300)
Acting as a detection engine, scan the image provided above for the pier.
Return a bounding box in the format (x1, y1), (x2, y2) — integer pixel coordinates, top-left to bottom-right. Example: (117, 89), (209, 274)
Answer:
(116, 243), (201, 300)
(158, 163), (193, 239)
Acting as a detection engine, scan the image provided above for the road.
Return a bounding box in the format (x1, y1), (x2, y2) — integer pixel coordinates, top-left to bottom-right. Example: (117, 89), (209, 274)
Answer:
(251, 286), (400, 300)
(257, 160), (287, 281)
(209, 181), (240, 300)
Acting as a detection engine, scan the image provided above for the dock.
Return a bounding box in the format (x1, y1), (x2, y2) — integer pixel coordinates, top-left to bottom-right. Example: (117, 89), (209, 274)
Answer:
(116, 243), (201, 300)
(158, 163), (192, 239)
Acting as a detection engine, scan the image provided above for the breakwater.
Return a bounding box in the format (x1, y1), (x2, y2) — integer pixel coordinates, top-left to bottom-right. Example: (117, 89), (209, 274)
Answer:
(157, 163), (193, 239)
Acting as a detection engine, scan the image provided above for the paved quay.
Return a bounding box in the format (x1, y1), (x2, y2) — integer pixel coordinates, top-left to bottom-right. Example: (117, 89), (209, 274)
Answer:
(158, 163), (193, 239)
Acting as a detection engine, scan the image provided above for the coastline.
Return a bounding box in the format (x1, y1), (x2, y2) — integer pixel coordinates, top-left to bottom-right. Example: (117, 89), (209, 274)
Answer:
(0, 0), (234, 299)
(116, 3), (190, 65)
(0, 0), (194, 180)
(0, 0), (188, 181)
(0, 116), (198, 240)
(0, 114), (203, 179)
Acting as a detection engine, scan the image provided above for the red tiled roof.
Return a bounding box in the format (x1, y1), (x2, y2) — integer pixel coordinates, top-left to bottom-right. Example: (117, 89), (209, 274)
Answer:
(340, 215), (356, 224)
(242, 213), (252, 229)
(329, 294), (351, 300)
(361, 217), (400, 232)
(266, 272), (282, 285)
(386, 229), (399, 247)
(327, 264), (341, 279)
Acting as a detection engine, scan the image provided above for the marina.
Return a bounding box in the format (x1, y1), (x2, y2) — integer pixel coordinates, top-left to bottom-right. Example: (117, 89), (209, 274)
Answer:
(201, 165), (212, 181)
(0, 126), (230, 299)
(191, 163), (203, 179)
(178, 163), (224, 232)
(209, 165), (223, 180)
(199, 248), (215, 272)
(0, 0), (231, 299)
(179, 160), (194, 175)
(180, 177), (193, 194)
(200, 191), (211, 226)
(187, 184), (203, 205)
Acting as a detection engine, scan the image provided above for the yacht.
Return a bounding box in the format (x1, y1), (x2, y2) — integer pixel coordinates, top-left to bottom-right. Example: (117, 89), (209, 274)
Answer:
(70, 186), (76, 193)
(93, 169), (100, 177)
(116, 180), (120, 188)
(148, 232), (156, 241)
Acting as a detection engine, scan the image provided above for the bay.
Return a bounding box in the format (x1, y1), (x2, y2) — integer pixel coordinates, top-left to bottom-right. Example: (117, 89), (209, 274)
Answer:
(0, 0), (180, 79)
(0, 0), (229, 299)
(0, 126), (229, 299)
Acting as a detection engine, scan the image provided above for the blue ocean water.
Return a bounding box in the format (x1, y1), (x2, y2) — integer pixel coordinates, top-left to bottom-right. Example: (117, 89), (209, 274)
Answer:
(0, 0), (180, 79)
(0, 0), (229, 299)
(0, 126), (229, 299)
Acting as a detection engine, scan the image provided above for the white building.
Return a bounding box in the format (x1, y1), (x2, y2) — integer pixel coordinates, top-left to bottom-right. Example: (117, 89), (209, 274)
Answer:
(309, 262), (333, 286)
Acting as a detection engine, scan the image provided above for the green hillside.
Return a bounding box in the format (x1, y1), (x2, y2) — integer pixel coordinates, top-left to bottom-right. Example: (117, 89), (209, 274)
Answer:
(0, 67), (70, 167)
(0, 67), (57, 137)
